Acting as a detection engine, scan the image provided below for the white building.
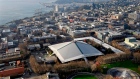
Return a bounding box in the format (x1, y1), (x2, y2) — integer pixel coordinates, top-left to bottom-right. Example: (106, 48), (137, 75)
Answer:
(124, 37), (140, 49)
(2, 29), (11, 33)
(55, 5), (59, 12)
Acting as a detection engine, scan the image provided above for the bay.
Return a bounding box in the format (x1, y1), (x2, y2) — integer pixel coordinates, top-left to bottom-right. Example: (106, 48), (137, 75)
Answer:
(0, 0), (56, 25)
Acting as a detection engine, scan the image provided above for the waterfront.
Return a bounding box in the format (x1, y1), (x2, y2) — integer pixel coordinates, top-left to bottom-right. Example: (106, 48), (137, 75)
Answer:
(0, 0), (56, 25)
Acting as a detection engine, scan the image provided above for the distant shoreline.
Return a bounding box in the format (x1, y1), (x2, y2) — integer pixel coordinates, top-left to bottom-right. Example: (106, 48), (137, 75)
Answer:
(0, 0), (56, 26)
(0, 10), (53, 27)
(0, 0), (110, 26)
(0, 10), (51, 27)
(55, 0), (110, 4)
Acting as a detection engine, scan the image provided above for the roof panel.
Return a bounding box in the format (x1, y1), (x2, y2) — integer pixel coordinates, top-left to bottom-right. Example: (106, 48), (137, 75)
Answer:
(49, 42), (71, 49)
(76, 41), (103, 56)
(58, 42), (82, 60)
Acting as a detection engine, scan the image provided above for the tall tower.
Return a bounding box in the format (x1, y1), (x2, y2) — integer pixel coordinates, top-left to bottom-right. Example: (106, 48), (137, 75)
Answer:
(55, 5), (58, 12)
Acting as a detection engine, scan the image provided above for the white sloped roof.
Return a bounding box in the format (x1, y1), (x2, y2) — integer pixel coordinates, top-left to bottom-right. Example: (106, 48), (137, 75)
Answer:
(48, 41), (103, 63)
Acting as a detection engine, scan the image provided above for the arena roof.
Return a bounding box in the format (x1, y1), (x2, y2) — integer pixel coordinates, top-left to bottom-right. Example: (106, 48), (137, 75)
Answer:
(48, 41), (103, 63)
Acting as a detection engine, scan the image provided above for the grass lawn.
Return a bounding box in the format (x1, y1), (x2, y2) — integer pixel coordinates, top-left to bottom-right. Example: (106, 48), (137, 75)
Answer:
(73, 74), (97, 79)
(101, 60), (140, 74)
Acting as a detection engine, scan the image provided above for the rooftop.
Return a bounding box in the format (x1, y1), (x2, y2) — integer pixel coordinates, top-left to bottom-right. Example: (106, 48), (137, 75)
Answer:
(49, 41), (103, 63)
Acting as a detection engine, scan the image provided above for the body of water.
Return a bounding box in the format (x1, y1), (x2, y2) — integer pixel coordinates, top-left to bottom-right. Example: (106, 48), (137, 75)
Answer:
(0, 0), (56, 25)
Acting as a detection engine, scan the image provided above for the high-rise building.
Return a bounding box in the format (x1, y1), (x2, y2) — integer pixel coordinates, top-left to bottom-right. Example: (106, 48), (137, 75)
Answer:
(55, 5), (59, 12)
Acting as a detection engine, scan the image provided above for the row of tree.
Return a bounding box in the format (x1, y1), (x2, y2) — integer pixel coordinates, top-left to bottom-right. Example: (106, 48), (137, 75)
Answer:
(85, 39), (114, 54)
(111, 40), (130, 53)
(96, 53), (131, 64)
(133, 53), (140, 64)
(18, 42), (30, 58)
(103, 75), (114, 79)
(111, 40), (140, 64)
(54, 61), (91, 79)
(90, 53), (132, 74)
(29, 55), (52, 74)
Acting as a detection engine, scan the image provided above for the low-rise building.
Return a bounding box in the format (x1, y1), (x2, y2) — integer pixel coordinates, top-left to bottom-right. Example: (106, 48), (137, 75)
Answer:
(0, 60), (24, 77)
(96, 29), (124, 43)
(128, 12), (140, 21)
(124, 37), (140, 49)
(0, 67), (24, 77)
(69, 30), (87, 37)
(27, 44), (40, 51)
(110, 14), (123, 20)
(0, 48), (21, 59)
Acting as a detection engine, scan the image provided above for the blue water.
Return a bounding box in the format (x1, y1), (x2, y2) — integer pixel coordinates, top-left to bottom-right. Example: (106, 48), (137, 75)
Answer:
(0, 0), (56, 25)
